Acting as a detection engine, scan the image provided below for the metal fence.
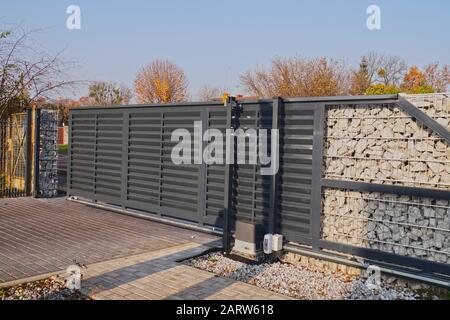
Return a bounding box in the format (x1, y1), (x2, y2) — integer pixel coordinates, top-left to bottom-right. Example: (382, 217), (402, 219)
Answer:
(67, 94), (450, 280)
(0, 109), (58, 198)
(0, 112), (32, 197)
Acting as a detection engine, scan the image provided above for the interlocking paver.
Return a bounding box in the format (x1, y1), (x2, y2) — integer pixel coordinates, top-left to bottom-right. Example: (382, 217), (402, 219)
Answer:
(0, 197), (218, 283)
(79, 243), (292, 300)
(0, 197), (291, 300)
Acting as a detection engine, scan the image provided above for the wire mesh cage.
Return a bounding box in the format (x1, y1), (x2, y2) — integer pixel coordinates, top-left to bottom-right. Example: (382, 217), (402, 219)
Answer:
(0, 113), (28, 197)
(322, 99), (450, 265)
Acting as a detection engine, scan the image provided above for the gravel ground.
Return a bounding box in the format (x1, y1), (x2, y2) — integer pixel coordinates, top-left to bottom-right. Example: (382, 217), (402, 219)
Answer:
(0, 276), (90, 300)
(186, 252), (423, 300)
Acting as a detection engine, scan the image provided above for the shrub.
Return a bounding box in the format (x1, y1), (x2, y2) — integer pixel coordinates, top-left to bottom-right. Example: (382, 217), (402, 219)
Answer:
(365, 84), (401, 95)
(58, 144), (68, 155)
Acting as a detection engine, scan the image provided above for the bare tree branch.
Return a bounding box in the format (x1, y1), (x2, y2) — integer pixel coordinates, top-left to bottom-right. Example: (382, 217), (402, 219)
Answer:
(240, 55), (350, 98)
(197, 84), (228, 101)
(0, 25), (82, 118)
(363, 51), (407, 86)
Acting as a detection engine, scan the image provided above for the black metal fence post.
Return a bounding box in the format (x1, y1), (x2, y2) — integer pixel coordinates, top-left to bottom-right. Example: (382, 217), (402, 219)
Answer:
(66, 112), (72, 196)
(223, 96), (238, 253)
(121, 111), (130, 207)
(25, 108), (33, 196)
(33, 108), (41, 198)
(310, 103), (325, 251)
(268, 97), (282, 235)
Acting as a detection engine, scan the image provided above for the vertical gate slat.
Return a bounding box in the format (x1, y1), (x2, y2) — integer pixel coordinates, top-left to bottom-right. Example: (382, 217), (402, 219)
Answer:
(67, 112), (72, 196)
(223, 99), (235, 251)
(310, 103), (325, 250)
(25, 109), (33, 195)
(204, 107), (227, 227)
(268, 98), (281, 235)
(33, 109), (41, 198)
(121, 111), (130, 206)
(197, 108), (208, 226)
(276, 102), (316, 243)
(93, 113), (98, 199)
(157, 111), (164, 212)
(250, 109), (258, 224)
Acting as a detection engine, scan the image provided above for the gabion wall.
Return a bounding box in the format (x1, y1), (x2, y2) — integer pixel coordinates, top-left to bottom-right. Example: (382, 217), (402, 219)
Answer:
(38, 110), (58, 197)
(324, 104), (450, 190)
(403, 93), (450, 131)
(322, 190), (450, 264)
(322, 94), (450, 264)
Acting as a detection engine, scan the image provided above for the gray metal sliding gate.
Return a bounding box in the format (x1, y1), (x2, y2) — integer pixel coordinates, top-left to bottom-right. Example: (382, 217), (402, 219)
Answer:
(68, 94), (450, 279)
(68, 102), (227, 227)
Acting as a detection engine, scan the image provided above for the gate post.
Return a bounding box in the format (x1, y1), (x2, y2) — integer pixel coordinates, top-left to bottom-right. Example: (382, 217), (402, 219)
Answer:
(222, 96), (238, 253)
(25, 108), (33, 195)
(33, 108), (41, 198)
(268, 97), (282, 235)
(310, 103), (325, 251)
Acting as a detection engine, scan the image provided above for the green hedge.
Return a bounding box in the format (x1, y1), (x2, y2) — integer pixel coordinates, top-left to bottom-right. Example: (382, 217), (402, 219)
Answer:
(58, 144), (68, 155)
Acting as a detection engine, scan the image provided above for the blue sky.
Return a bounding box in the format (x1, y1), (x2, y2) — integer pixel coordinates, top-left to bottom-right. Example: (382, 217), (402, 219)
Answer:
(2, 0), (450, 99)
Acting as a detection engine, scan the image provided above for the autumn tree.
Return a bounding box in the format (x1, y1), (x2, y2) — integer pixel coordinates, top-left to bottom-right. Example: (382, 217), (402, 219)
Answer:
(240, 56), (349, 98)
(361, 52), (406, 95)
(197, 85), (227, 101)
(54, 100), (72, 126)
(365, 84), (401, 95)
(424, 63), (450, 92)
(349, 57), (371, 95)
(88, 81), (132, 106)
(401, 66), (434, 94)
(52, 97), (92, 125)
(134, 59), (189, 104)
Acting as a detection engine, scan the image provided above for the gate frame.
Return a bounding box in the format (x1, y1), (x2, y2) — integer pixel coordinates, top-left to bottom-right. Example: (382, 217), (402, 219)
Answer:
(222, 94), (450, 279)
(66, 94), (450, 280)
(294, 95), (450, 278)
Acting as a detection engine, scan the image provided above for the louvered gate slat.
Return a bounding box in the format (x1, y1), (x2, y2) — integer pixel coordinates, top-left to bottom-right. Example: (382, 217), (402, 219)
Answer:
(68, 103), (225, 227)
(70, 113), (96, 195)
(276, 103), (317, 243)
(204, 107), (227, 227)
(68, 101), (318, 236)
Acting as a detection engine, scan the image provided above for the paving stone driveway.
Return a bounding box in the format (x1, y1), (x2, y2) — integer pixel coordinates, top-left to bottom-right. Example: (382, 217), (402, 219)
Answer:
(81, 243), (289, 300)
(0, 197), (218, 283)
